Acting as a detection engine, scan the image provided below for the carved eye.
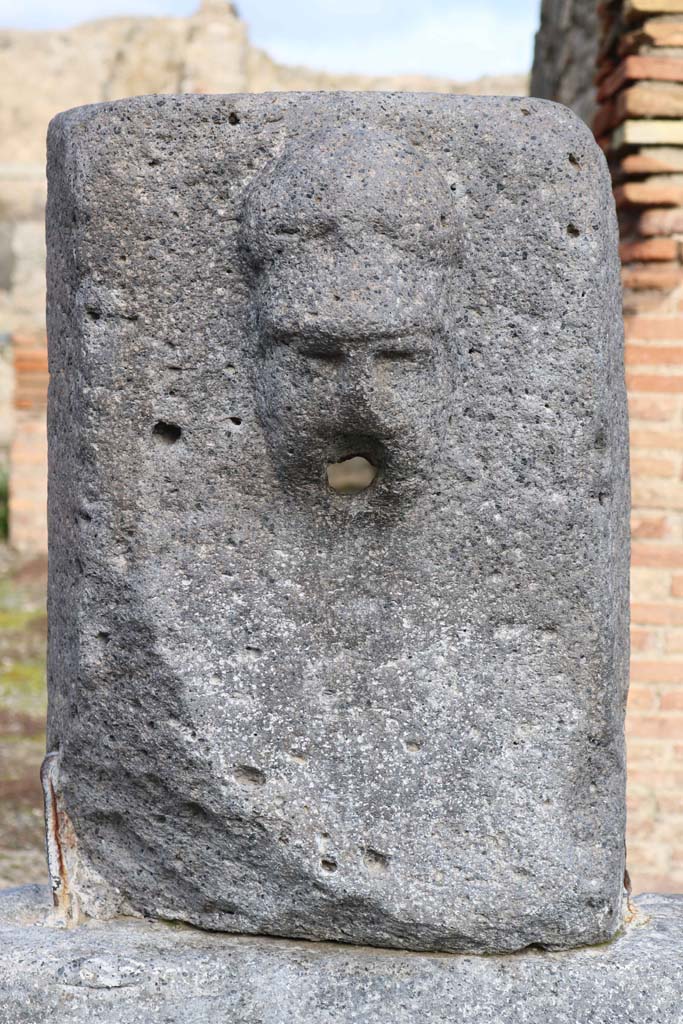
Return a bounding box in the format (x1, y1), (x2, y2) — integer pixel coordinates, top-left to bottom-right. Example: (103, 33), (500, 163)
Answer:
(375, 349), (424, 364)
(273, 220), (334, 239)
(301, 348), (344, 364)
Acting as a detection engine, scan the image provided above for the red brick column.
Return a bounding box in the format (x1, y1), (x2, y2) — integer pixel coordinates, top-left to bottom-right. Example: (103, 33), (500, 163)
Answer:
(596, 0), (683, 893)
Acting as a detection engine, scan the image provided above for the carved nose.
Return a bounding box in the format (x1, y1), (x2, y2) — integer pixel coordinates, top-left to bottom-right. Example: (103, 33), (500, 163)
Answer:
(328, 352), (394, 446)
(339, 352), (379, 406)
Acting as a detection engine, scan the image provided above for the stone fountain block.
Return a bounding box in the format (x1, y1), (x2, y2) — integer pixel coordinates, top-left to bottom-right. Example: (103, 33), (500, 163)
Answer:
(46, 92), (629, 952)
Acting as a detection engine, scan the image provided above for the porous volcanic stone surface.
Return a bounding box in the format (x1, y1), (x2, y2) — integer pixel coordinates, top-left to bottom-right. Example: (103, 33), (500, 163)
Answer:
(1, 887), (682, 1023)
(46, 93), (629, 952)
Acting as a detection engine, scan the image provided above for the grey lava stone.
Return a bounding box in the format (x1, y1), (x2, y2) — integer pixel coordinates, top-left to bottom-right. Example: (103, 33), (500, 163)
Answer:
(1, 887), (682, 1023)
(46, 92), (629, 952)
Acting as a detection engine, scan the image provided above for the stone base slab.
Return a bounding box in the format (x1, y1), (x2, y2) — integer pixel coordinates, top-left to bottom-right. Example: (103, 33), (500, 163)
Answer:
(1, 886), (682, 1023)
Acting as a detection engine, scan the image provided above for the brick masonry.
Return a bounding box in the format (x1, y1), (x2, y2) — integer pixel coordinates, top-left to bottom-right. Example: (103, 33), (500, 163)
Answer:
(534, 0), (683, 896)
(9, 331), (47, 553)
(597, 0), (683, 894)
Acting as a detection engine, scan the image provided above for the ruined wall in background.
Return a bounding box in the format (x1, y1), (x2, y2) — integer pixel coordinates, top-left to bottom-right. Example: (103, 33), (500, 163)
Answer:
(531, 0), (599, 124)
(0, 0), (527, 552)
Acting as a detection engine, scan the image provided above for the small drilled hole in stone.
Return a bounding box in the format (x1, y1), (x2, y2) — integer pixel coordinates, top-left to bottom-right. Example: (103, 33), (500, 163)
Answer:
(362, 847), (390, 875)
(230, 416), (242, 426)
(567, 224), (580, 237)
(320, 857), (338, 873)
(234, 766), (266, 786)
(153, 420), (182, 444)
(569, 153), (581, 168)
(327, 456), (377, 495)
(228, 111), (240, 125)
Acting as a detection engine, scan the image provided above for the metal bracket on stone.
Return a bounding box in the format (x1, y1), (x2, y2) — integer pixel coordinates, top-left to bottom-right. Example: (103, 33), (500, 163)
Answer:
(40, 751), (80, 927)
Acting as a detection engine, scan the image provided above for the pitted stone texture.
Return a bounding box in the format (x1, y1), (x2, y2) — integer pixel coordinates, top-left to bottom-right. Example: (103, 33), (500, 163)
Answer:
(46, 93), (629, 952)
(1, 888), (682, 1024)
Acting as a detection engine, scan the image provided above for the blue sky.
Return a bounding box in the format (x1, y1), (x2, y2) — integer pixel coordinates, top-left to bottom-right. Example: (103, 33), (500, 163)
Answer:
(0, 0), (539, 80)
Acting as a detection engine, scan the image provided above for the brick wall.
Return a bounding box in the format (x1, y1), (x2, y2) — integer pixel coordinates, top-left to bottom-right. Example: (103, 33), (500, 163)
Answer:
(626, 313), (683, 892)
(534, 0), (683, 894)
(9, 331), (48, 553)
(596, 0), (683, 894)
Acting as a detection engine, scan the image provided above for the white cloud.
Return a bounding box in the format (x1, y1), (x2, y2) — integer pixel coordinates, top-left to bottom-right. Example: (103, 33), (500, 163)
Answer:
(257, 4), (536, 81)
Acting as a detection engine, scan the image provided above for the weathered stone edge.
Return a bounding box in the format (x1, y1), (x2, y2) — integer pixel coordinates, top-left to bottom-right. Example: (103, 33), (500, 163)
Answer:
(0, 887), (681, 1024)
